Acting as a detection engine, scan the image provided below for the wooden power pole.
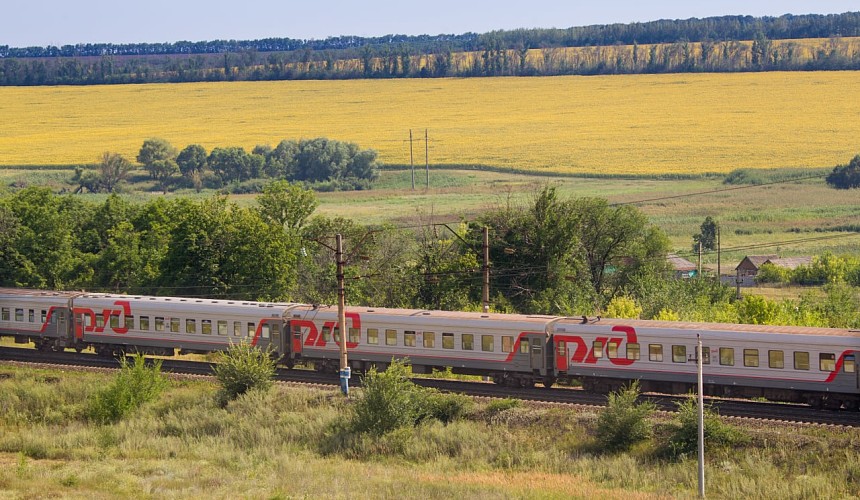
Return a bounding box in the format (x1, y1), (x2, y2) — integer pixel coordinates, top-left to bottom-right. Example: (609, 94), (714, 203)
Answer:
(336, 234), (350, 396)
(425, 128), (429, 189)
(482, 226), (490, 313)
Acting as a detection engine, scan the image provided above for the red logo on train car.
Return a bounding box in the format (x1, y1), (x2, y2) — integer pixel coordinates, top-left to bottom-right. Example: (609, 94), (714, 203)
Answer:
(298, 312), (361, 349)
(555, 325), (638, 370)
(73, 300), (132, 338)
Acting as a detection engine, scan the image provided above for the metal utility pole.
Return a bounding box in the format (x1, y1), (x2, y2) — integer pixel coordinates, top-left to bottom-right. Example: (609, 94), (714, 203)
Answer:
(409, 129), (415, 191)
(336, 234), (350, 396)
(482, 226), (490, 313)
(697, 334), (706, 498)
(425, 128), (429, 189)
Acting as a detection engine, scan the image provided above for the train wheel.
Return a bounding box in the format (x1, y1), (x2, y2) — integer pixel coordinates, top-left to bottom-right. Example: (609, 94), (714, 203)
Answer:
(806, 395), (824, 409)
(541, 377), (556, 389)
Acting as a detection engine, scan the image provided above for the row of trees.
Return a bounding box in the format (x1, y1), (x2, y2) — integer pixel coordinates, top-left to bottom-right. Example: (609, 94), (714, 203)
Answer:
(2, 13), (860, 85)
(1, 185), (858, 328)
(4, 35), (860, 85)
(73, 138), (379, 194)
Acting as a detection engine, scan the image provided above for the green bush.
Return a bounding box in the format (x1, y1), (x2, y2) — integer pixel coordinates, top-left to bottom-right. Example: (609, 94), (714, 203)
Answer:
(86, 354), (168, 424)
(419, 390), (474, 424)
(595, 381), (656, 452)
(666, 396), (749, 459)
(351, 359), (420, 435)
(212, 341), (276, 404)
(485, 398), (521, 415)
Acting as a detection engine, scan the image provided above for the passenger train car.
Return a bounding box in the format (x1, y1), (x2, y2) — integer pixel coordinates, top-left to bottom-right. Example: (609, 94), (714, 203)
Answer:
(1, 288), (858, 409)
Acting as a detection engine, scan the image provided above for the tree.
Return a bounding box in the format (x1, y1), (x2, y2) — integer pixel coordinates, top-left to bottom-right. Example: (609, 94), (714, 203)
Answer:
(256, 180), (318, 231)
(97, 151), (133, 193)
(692, 216), (718, 252)
(137, 138), (178, 193)
(208, 146), (252, 184)
(176, 144), (208, 178)
(826, 155), (860, 189)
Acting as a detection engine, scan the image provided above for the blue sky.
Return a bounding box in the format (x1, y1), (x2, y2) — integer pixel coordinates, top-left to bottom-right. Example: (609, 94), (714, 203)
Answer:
(4, 0), (859, 47)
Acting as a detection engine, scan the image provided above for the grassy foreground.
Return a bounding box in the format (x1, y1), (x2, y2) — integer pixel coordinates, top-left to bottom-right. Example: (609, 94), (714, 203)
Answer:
(1, 71), (859, 174)
(1, 363), (858, 499)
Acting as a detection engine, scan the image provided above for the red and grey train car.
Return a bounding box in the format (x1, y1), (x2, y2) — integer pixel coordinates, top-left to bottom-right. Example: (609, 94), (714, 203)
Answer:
(1, 288), (858, 408)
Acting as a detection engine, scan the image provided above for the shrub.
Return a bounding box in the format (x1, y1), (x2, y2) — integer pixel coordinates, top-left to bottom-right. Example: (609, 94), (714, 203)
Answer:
(86, 354), (168, 424)
(596, 381), (656, 452)
(485, 398), (521, 415)
(212, 341), (276, 404)
(666, 396), (748, 459)
(351, 359), (420, 435)
(419, 390), (474, 424)
(604, 295), (642, 319)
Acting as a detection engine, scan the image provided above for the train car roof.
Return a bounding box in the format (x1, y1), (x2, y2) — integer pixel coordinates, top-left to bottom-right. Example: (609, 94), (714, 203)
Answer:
(0, 288), (82, 298)
(573, 317), (860, 338)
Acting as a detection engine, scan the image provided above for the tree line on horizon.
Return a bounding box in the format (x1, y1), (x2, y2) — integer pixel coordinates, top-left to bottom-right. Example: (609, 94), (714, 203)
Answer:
(2, 12), (860, 85)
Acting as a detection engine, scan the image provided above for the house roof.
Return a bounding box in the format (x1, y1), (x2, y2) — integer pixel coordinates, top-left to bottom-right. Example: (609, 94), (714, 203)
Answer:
(735, 254), (778, 270)
(667, 253), (697, 271)
(764, 256), (813, 270)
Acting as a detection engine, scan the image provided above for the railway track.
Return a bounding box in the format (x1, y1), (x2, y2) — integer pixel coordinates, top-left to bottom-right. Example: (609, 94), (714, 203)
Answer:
(2, 346), (858, 427)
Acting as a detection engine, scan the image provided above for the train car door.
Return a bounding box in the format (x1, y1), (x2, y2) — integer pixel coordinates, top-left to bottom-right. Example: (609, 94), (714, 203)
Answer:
(529, 335), (545, 375)
(554, 337), (568, 373)
(287, 321), (303, 359)
(56, 309), (69, 340)
(269, 320), (285, 357)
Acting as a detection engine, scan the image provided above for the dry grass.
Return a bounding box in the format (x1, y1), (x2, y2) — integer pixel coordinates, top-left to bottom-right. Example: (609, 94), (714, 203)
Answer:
(1, 71), (859, 174)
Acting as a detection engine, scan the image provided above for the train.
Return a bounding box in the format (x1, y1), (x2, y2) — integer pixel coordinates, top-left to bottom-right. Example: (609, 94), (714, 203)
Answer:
(1, 287), (858, 409)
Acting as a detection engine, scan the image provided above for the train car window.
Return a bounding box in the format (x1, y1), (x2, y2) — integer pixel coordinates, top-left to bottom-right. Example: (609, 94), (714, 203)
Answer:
(261, 324), (270, 339)
(744, 349), (759, 367)
(367, 328), (379, 345)
(321, 326), (332, 342)
(423, 332), (435, 348)
(672, 345), (686, 363)
(186, 319), (196, 334)
(41, 310), (47, 323)
(110, 315), (120, 329)
(96, 314), (105, 329)
(234, 321), (242, 337)
(482, 335), (494, 352)
(794, 351), (809, 370)
(404, 331), (416, 347)
(247, 322), (255, 337)
(462, 334), (474, 351)
(349, 327), (360, 344)
(125, 315), (134, 330)
(520, 341), (529, 354)
(28, 309), (35, 322)
(217, 320), (227, 335)
(627, 343), (640, 360)
(442, 332), (454, 349)
(702, 348), (710, 364)
(502, 336), (514, 353)
(155, 317), (165, 332)
(385, 329), (397, 346)
(15, 308), (24, 321)
(819, 353), (836, 372)
(768, 350), (784, 369)
(202, 320), (212, 335)
(555, 340), (566, 356)
(140, 316), (150, 331)
(592, 340), (604, 358)
(59, 311), (65, 322)
(84, 315), (93, 327)
(607, 341), (619, 359)
(844, 355), (856, 373)
(333, 327), (340, 342)
(1, 308), (9, 321)
(649, 344), (663, 362)
(170, 318), (180, 333)
(719, 348), (734, 366)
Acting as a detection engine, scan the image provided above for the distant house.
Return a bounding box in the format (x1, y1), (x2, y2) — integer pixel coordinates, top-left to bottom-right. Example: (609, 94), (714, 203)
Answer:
(734, 255), (813, 286)
(667, 254), (697, 279)
(734, 255), (778, 286)
(763, 256), (813, 270)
